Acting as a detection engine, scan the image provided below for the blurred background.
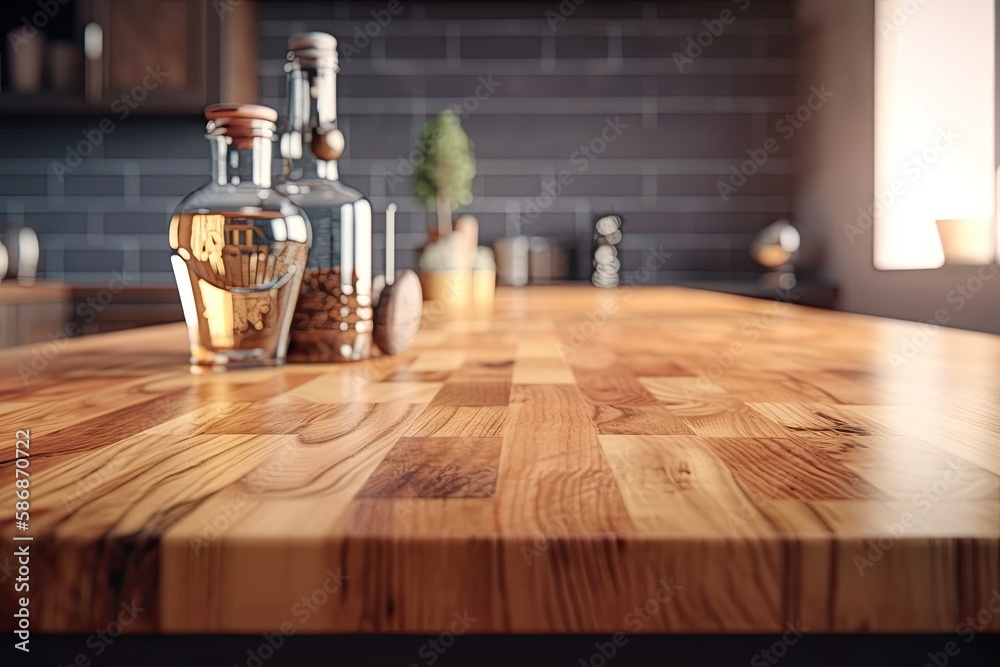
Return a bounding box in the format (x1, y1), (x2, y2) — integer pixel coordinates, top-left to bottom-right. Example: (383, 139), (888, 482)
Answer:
(0, 0), (998, 344)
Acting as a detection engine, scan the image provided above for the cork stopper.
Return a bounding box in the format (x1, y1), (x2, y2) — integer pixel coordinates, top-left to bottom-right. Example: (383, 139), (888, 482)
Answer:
(205, 103), (278, 123)
(205, 103), (278, 147)
(288, 31), (338, 69)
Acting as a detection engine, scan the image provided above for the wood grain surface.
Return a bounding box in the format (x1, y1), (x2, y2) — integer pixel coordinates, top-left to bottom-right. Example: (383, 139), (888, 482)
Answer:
(0, 286), (998, 634)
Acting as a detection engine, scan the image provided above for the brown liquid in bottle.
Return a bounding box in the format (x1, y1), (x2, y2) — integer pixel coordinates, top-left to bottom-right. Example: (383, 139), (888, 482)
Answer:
(169, 211), (309, 365)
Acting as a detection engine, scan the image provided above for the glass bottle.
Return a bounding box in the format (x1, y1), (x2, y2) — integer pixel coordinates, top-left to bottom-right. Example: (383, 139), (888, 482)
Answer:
(279, 32), (374, 362)
(168, 104), (311, 367)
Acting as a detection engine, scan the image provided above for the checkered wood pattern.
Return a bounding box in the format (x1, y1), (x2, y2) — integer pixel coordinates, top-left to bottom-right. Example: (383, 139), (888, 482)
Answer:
(0, 287), (998, 634)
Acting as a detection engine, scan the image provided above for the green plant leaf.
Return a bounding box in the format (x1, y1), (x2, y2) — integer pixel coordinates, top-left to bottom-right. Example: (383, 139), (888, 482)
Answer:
(413, 109), (476, 212)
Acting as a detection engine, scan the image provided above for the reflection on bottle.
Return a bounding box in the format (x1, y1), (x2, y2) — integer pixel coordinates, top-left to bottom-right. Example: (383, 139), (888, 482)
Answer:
(169, 211), (308, 366)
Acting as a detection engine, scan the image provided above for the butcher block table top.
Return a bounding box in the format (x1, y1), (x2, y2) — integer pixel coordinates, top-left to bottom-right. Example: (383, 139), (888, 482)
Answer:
(1, 286), (999, 635)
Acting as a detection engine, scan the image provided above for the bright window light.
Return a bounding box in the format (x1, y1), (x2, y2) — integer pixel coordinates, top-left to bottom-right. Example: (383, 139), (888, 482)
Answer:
(874, 0), (995, 269)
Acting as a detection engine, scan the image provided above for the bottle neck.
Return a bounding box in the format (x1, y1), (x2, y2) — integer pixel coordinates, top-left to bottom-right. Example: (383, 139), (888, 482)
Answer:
(283, 62), (340, 182)
(211, 137), (273, 188)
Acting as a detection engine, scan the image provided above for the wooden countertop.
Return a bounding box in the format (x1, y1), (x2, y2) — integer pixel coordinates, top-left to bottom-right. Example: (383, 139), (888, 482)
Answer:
(0, 280), (71, 305)
(1, 286), (998, 634)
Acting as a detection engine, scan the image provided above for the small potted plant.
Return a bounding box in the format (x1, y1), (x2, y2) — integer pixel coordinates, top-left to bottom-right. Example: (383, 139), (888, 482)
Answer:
(414, 110), (478, 312)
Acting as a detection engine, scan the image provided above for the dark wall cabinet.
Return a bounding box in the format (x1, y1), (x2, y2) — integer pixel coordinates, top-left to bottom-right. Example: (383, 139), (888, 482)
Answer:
(82, 0), (213, 110)
(83, 0), (258, 111)
(0, 0), (257, 114)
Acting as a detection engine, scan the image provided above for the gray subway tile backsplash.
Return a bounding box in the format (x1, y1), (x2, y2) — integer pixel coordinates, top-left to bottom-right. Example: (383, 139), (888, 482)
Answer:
(460, 36), (543, 60)
(554, 35), (610, 60)
(63, 175), (126, 197)
(139, 174), (210, 197)
(0, 176), (48, 196)
(0, 1), (796, 285)
(385, 36), (449, 60)
(103, 212), (172, 235)
(62, 249), (126, 273)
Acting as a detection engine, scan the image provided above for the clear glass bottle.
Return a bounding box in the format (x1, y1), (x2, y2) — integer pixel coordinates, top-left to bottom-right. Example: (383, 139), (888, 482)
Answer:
(168, 104), (311, 367)
(279, 32), (374, 362)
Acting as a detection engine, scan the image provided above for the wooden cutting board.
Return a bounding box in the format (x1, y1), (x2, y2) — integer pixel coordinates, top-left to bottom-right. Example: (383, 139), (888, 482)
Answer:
(0, 286), (997, 634)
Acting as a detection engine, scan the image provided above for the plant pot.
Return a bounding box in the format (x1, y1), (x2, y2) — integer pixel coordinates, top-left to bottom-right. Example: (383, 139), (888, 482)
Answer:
(418, 269), (472, 315)
(471, 268), (495, 315)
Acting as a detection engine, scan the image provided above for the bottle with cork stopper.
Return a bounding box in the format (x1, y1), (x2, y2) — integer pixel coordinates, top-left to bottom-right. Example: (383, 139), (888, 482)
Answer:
(168, 103), (312, 367)
(278, 32), (375, 362)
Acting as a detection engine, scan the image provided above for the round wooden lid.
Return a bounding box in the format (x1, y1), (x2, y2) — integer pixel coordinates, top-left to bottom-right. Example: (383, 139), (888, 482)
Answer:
(288, 32), (338, 68)
(373, 270), (423, 355)
(204, 103), (278, 123)
(288, 32), (337, 53)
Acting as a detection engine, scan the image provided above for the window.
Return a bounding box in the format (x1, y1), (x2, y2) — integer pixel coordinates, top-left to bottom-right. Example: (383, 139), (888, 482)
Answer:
(874, 0), (996, 269)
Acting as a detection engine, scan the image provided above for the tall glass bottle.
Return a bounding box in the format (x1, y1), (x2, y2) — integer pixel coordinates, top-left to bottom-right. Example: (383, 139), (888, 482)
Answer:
(279, 32), (373, 362)
(169, 104), (311, 367)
